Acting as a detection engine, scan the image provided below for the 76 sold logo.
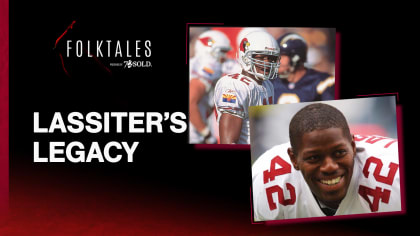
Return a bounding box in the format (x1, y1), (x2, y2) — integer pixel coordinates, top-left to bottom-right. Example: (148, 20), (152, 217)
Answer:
(123, 60), (152, 68)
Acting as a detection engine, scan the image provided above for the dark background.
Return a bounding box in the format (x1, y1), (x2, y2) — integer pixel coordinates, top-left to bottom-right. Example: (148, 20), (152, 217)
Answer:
(6, 2), (416, 235)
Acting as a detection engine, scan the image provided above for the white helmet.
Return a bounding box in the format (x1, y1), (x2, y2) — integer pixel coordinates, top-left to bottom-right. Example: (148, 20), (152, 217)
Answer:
(236, 27), (267, 49)
(194, 30), (232, 61)
(237, 31), (280, 81)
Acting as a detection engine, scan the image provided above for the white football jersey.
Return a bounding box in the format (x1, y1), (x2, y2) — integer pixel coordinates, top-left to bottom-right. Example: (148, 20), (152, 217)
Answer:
(189, 56), (223, 143)
(214, 73), (274, 144)
(252, 135), (401, 221)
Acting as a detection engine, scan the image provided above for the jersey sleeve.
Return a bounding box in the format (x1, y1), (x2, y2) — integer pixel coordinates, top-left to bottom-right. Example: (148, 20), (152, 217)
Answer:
(252, 143), (294, 221)
(214, 75), (250, 119)
(354, 135), (402, 213)
(316, 75), (335, 100)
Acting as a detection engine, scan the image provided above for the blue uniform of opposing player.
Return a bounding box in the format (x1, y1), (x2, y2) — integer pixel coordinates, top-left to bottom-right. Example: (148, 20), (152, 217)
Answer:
(272, 33), (335, 104)
(272, 68), (335, 104)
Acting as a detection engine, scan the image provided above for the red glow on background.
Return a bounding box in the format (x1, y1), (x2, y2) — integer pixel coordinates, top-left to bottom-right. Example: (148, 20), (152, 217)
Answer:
(1, 172), (391, 235)
(0, 0), (9, 219)
(335, 32), (340, 99)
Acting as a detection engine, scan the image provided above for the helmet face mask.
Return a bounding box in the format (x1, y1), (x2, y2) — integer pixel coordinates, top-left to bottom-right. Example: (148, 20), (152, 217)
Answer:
(248, 51), (280, 81)
(238, 31), (280, 81)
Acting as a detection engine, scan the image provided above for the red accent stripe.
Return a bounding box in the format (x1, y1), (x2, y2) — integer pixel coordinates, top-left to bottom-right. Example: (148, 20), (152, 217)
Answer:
(250, 187), (263, 224)
(396, 105), (406, 213)
(335, 32), (340, 99)
(59, 53), (71, 78)
(0, 0), (8, 217)
(87, 50), (112, 75)
(54, 20), (76, 49)
(357, 92), (399, 102)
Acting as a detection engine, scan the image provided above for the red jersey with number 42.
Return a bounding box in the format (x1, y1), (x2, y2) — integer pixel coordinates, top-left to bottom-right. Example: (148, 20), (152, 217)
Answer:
(252, 135), (401, 221)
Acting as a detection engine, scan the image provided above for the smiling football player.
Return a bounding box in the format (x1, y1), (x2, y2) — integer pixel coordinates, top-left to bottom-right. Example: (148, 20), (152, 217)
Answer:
(252, 103), (401, 220)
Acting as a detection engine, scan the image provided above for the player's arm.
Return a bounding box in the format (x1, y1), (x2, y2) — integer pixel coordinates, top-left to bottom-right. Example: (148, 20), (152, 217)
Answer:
(189, 78), (210, 136)
(219, 113), (243, 144)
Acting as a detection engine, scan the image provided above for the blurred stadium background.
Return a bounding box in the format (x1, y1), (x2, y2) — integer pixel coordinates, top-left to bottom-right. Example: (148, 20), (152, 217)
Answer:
(189, 27), (336, 77)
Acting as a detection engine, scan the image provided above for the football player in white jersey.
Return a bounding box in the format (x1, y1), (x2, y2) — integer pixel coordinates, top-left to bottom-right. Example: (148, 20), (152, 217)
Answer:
(252, 103), (401, 220)
(214, 31), (280, 144)
(189, 30), (231, 144)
